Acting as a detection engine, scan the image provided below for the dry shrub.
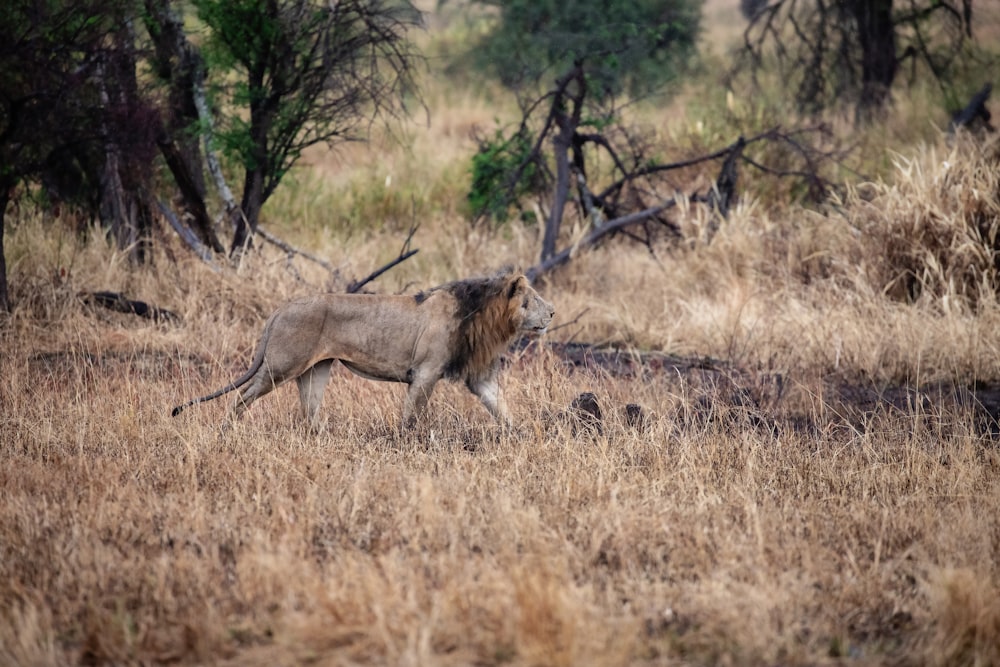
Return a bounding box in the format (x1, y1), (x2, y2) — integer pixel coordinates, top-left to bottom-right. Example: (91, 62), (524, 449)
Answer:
(848, 132), (1000, 310)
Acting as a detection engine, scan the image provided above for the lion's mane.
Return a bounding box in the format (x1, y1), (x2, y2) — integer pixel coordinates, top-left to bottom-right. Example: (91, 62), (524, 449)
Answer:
(417, 270), (525, 381)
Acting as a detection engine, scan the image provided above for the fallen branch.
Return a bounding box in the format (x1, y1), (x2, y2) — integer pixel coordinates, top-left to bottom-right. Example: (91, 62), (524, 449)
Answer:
(950, 82), (994, 133)
(82, 291), (181, 323)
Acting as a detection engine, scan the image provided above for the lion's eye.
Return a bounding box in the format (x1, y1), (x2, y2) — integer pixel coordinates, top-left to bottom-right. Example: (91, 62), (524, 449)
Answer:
(522, 297), (529, 308)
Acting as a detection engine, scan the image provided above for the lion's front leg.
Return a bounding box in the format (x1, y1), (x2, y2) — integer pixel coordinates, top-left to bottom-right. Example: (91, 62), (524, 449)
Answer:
(402, 373), (440, 428)
(467, 371), (511, 428)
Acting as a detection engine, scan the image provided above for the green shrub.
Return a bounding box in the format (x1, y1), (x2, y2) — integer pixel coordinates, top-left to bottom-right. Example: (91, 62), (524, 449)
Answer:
(467, 125), (542, 223)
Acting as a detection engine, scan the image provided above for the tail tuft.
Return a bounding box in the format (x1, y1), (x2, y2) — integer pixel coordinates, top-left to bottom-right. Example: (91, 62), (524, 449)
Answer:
(171, 405), (184, 417)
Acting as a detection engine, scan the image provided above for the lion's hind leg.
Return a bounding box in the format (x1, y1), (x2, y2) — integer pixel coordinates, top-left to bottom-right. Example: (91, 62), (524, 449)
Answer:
(297, 359), (334, 431)
(223, 364), (286, 428)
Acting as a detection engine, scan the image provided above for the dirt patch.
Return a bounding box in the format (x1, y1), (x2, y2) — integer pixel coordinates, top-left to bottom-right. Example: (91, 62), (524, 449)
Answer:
(537, 341), (1000, 438)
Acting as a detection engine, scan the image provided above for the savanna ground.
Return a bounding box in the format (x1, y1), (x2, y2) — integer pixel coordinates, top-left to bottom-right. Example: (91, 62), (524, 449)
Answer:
(4, 1), (1000, 665)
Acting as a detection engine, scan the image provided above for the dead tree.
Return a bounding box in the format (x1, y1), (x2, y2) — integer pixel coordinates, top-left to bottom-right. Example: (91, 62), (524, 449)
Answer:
(736, 0), (976, 121)
(512, 118), (846, 280)
(475, 62), (848, 278)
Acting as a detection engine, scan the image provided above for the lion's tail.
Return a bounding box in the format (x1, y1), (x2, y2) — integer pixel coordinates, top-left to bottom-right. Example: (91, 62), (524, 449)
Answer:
(170, 372), (251, 416)
(170, 321), (272, 417)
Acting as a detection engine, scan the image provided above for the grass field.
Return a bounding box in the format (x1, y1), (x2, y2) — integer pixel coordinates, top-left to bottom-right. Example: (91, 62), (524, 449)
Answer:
(3, 2), (1000, 665)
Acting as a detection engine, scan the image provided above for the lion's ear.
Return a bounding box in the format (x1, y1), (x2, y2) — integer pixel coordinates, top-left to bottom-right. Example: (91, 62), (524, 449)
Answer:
(507, 275), (526, 300)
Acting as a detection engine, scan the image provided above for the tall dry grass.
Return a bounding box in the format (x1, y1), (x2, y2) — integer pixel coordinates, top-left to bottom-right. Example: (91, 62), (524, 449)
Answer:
(4, 129), (1000, 665)
(3, 11), (1000, 664)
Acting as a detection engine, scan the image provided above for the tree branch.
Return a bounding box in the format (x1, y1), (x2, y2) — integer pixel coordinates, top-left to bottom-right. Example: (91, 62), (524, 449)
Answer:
(347, 250), (419, 294)
(256, 226), (334, 271)
(346, 221), (420, 293)
(526, 199), (681, 282)
(156, 199), (221, 271)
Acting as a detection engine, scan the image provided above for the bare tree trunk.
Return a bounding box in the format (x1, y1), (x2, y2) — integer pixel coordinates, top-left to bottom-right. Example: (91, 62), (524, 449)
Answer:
(171, 27), (244, 256)
(543, 114), (573, 262)
(231, 168), (264, 255)
(189, 67), (246, 252)
(95, 27), (155, 263)
(541, 64), (586, 263)
(850, 0), (897, 120)
(96, 98), (148, 261)
(133, 193), (155, 264)
(144, 0), (225, 255)
(230, 81), (274, 256)
(157, 138), (226, 254)
(96, 126), (137, 257)
(145, 0), (207, 196)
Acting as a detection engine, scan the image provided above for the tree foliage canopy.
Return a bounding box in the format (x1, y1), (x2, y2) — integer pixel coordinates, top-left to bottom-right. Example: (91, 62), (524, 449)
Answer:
(0, 0), (424, 310)
(0, 0), (146, 204)
(471, 0), (702, 98)
(193, 0), (424, 250)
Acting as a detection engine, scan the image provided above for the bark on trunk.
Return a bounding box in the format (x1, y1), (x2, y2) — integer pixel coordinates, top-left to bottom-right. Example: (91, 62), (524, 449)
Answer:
(850, 0), (897, 120)
(145, 0), (224, 255)
(543, 115), (573, 263)
(541, 65), (586, 263)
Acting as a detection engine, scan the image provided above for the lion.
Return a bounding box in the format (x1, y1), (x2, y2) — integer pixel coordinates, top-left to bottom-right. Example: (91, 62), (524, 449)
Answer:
(171, 269), (554, 431)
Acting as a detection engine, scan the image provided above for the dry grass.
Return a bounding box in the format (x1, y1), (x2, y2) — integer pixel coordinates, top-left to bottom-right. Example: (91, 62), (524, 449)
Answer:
(850, 135), (1000, 310)
(4, 134), (1000, 666)
(4, 11), (1000, 665)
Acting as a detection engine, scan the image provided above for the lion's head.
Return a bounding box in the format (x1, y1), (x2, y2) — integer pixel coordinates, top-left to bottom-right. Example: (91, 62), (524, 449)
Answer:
(509, 273), (554, 336)
(443, 269), (554, 379)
